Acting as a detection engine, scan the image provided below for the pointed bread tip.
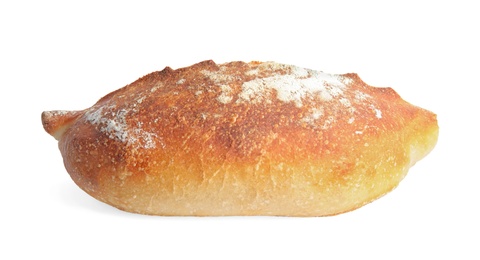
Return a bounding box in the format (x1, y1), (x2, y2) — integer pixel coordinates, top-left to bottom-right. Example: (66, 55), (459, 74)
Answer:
(41, 110), (82, 140)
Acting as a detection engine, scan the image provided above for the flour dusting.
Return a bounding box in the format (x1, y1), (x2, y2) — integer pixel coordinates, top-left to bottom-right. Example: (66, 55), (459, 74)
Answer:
(237, 63), (346, 107)
(85, 104), (158, 149)
(198, 61), (383, 130)
(217, 84), (233, 104)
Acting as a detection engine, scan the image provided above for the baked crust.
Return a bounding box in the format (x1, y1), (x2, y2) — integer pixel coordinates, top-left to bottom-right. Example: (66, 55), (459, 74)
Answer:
(42, 60), (438, 216)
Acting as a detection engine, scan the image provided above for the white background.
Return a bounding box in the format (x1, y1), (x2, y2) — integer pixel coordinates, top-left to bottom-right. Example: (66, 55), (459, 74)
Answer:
(1, 0), (478, 259)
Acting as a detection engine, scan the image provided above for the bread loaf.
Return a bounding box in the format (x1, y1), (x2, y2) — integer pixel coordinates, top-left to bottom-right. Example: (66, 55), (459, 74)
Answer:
(42, 60), (438, 216)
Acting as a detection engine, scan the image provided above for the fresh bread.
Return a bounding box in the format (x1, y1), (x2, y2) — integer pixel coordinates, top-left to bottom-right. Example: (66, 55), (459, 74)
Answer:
(42, 60), (438, 216)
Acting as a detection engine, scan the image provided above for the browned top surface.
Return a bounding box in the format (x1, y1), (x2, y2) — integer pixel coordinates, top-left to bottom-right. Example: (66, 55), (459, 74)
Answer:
(56, 60), (436, 177)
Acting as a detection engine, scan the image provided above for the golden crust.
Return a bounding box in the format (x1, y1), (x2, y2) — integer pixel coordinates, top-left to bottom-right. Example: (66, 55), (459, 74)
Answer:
(42, 60), (438, 216)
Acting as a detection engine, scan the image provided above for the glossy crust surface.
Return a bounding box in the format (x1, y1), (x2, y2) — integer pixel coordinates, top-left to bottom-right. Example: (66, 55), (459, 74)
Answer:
(42, 60), (438, 216)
